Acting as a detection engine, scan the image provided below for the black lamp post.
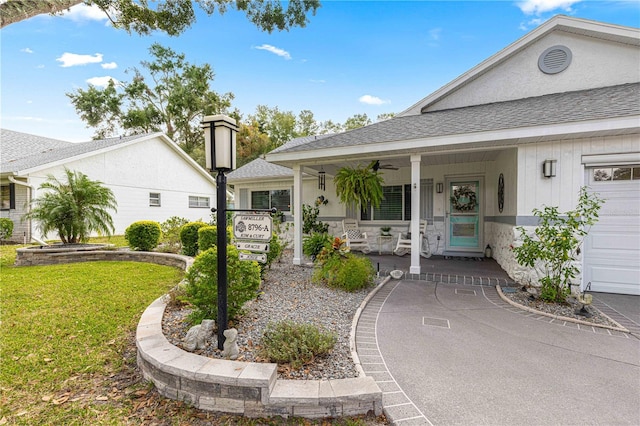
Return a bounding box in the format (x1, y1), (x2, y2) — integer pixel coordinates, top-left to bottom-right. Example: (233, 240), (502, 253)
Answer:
(202, 114), (237, 350)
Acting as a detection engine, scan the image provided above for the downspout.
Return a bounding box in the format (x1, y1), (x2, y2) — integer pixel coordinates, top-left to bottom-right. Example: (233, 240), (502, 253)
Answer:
(7, 175), (48, 246)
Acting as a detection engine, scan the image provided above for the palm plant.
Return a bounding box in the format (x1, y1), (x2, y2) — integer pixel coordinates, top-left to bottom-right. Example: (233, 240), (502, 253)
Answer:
(24, 169), (117, 243)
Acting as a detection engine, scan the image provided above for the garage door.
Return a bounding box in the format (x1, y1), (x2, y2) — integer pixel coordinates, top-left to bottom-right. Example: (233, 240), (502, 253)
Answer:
(583, 165), (640, 295)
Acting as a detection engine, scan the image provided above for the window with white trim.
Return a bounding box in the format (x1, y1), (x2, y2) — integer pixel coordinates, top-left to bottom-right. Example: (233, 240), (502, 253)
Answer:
(592, 166), (640, 182)
(361, 180), (433, 221)
(189, 196), (210, 208)
(251, 189), (290, 211)
(149, 192), (161, 207)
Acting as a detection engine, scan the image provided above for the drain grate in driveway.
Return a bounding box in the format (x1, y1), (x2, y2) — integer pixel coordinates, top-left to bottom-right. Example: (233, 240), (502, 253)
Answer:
(455, 289), (477, 296)
(423, 317), (450, 328)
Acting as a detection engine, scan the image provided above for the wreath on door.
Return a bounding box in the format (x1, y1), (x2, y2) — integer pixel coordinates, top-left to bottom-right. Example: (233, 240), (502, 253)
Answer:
(450, 185), (477, 212)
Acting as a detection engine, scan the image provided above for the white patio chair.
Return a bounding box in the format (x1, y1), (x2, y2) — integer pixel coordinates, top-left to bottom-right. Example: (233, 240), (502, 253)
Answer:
(394, 219), (432, 258)
(341, 219), (371, 254)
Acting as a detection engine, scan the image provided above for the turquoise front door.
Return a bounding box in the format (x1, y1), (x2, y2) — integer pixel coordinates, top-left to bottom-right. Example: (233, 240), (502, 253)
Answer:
(446, 179), (482, 253)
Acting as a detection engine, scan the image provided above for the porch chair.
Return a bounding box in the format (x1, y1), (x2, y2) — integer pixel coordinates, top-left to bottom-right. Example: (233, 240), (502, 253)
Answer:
(394, 219), (432, 258)
(341, 219), (371, 254)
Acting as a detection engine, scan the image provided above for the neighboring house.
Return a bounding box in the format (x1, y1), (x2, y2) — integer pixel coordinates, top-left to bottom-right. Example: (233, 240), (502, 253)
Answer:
(1, 129), (218, 243)
(228, 15), (640, 295)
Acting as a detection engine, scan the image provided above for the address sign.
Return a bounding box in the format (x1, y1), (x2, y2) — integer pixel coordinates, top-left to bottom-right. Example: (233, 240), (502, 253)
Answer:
(233, 214), (272, 241)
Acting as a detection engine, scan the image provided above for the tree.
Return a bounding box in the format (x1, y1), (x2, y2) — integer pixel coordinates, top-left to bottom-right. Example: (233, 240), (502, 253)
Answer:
(343, 113), (372, 131)
(24, 169), (118, 244)
(0, 1), (321, 35)
(67, 43), (233, 157)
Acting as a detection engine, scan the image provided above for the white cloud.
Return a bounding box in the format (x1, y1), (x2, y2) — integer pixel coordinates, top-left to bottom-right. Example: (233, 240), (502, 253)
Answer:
(57, 52), (103, 67)
(21, 48), (33, 54)
(429, 28), (442, 41)
(517, 0), (581, 15)
(309, 79), (326, 84)
(61, 4), (108, 22)
(101, 62), (118, 69)
(86, 76), (118, 87)
(359, 95), (389, 106)
(254, 44), (292, 60)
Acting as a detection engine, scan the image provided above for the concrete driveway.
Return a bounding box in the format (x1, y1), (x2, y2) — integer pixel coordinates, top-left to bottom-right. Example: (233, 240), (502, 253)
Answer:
(354, 280), (640, 425)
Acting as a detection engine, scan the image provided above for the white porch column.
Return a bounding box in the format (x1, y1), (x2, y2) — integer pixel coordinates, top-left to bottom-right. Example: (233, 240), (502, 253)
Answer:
(292, 165), (303, 265)
(410, 154), (421, 275)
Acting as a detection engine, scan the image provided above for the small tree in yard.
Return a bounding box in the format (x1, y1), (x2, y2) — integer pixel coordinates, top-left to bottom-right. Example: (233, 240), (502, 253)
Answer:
(513, 187), (603, 303)
(24, 169), (117, 243)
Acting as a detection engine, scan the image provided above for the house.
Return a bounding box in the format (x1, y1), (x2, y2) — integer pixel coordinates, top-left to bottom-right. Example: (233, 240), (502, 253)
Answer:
(228, 15), (640, 295)
(1, 130), (218, 243)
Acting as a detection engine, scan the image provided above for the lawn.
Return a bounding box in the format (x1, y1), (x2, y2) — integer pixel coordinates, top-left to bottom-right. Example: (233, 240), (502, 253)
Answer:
(0, 242), (386, 425)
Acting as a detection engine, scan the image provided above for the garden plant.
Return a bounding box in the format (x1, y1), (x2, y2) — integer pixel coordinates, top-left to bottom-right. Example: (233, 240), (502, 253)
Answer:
(124, 220), (162, 251)
(312, 237), (375, 292)
(0, 217), (13, 241)
(260, 321), (337, 370)
(512, 187), (603, 303)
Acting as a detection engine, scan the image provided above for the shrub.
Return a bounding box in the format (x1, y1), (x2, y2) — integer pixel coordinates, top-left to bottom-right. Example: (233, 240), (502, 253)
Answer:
(160, 216), (188, 251)
(180, 221), (207, 256)
(302, 232), (332, 259)
(260, 233), (284, 275)
(260, 321), (336, 369)
(312, 237), (375, 292)
(0, 218), (14, 241)
(198, 225), (234, 251)
(124, 221), (162, 251)
(184, 245), (261, 324)
(513, 187), (603, 303)
(302, 204), (329, 234)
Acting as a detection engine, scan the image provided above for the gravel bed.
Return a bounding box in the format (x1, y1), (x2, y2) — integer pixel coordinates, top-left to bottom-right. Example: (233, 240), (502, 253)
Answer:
(162, 251), (380, 380)
(501, 286), (620, 328)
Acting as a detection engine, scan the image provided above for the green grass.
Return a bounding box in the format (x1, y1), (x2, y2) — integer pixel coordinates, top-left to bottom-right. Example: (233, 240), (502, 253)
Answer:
(0, 243), (183, 424)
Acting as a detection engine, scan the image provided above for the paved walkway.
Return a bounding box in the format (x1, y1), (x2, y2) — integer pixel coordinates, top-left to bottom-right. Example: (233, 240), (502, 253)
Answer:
(355, 279), (640, 425)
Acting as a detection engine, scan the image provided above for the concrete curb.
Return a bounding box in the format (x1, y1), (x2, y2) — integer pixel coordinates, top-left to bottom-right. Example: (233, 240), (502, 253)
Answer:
(496, 285), (629, 333)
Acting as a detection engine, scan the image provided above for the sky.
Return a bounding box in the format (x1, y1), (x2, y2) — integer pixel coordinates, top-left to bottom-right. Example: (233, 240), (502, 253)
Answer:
(1, 0), (639, 142)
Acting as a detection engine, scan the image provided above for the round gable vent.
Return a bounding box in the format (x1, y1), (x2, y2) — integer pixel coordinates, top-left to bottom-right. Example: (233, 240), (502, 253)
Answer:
(538, 45), (572, 74)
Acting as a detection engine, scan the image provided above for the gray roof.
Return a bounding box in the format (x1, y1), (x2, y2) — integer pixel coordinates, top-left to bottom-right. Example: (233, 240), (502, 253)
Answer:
(270, 133), (334, 153)
(1, 130), (163, 173)
(272, 83), (640, 154)
(227, 157), (296, 181)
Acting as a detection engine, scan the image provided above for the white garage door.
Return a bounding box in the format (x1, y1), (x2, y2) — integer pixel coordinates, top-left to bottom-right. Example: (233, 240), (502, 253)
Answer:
(583, 165), (640, 295)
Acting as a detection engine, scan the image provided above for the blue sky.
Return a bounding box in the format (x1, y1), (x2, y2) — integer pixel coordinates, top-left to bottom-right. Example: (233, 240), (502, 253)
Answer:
(1, 0), (638, 142)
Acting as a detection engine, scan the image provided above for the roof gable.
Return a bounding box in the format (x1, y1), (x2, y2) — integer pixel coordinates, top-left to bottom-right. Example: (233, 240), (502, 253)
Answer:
(400, 15), (640, 116)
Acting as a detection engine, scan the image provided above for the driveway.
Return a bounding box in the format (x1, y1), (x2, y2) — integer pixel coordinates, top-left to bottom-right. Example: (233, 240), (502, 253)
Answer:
(355, 280), (640, 425)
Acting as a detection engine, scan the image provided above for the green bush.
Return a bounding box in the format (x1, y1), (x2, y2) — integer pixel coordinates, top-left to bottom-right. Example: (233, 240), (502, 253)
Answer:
(184, 245), (261, 324)
(160, 216), (188, 251)
(313, 240), (375, 292)
(124, 220), (162, 251)
(302, 204), (329, 234)
(0, 218), (14, 241)
(302, 232), (332, 259)
(260, 321), (336, 369)
(198, 225), (234, 251)
(180, 221), (207, 256)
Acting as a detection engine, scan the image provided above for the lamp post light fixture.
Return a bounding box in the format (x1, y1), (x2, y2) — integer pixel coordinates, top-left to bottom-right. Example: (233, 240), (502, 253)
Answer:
(202, 114), (238, 350)
(543, 159), (557, 178)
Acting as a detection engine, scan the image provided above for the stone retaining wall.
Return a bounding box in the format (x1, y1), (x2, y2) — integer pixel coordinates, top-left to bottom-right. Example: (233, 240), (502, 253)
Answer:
(136, 296), (383, 418)
(16, 246), (383, 419)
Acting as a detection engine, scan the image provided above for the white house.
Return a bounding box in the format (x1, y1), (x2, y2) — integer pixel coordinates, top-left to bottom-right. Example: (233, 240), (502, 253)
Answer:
(228, 15), (640, 295)
(1, 130), (218, 243)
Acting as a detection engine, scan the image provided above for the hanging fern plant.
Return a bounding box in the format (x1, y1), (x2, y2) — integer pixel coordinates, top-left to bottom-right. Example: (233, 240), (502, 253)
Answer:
(334, 161), (385, 209)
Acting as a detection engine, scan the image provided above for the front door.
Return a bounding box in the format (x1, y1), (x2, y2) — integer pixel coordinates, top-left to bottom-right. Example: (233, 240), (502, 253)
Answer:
(446, 178), (483, 253)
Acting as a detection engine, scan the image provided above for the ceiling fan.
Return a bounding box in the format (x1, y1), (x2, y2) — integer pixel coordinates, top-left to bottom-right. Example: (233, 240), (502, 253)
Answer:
(372, 160), (398, 171)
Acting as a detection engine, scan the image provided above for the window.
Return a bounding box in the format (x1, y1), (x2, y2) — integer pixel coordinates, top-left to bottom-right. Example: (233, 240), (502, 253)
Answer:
(593, 166), (640, 182)
(1, 184), (15, 210)
(361, 180), (433, 221)
(251, 189), (290, 211)
(189, 196), (210, 208)
(149, 192), (161, 207)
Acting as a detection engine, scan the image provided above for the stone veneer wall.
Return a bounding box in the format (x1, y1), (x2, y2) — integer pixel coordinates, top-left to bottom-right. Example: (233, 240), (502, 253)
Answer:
(16, 247), (383, 419)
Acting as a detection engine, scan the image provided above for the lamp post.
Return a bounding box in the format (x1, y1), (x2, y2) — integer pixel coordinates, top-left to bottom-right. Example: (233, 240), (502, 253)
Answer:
(202, 114), (237, 350)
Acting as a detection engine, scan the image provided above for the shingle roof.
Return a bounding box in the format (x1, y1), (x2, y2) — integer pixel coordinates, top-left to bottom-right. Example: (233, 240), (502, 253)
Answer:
(272, 83), (640, 155)
(1, 130), (163, 173)
(227, 157), (296, 180)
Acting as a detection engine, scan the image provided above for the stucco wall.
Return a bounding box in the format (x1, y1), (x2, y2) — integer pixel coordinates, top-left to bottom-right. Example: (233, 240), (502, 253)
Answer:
(25, 137), (217, 239)
(427, 32), (640, 112)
